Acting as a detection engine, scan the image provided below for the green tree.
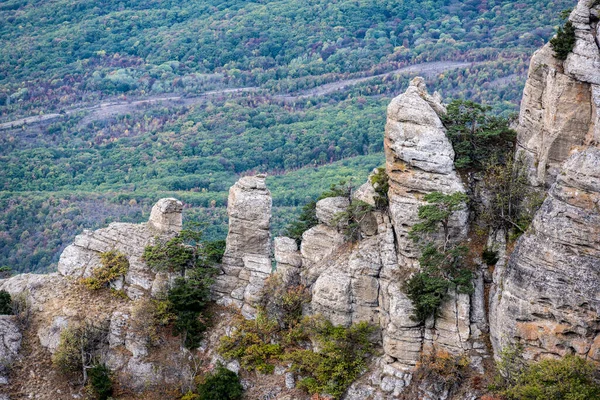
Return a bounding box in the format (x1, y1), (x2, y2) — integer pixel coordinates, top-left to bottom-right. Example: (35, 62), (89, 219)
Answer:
(442, 100), (516, 170)
(197, 366), (243, 400)
(404, 191), (472, 323)
(550, 12), (576, 61)
(409, 191), (468, 251)
(500, 354), (600, 400)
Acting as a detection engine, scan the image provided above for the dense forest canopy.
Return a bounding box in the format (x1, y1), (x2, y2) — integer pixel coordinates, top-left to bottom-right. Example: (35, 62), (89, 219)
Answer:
(0, 0), (574, 273)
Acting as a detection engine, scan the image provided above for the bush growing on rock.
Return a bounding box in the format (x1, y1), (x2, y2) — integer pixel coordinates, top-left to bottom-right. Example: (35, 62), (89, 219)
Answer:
(219, 311), (376, 399)
(415, 348), (470, 388)
(404, 191), (473, 323)
(442, 100), (516, 171)
(259, 274), (310, 328)
(52, 320), (110, 385)
(0, 290), (12, 314)
(283, 316), (376, 399)
(80, 250), (129, 290)
(87, 364), (113, 400)
(550, 19), (576, 61)
(144, 225), (220, 348)
(369, 166), (390, 210)
(11, 291), (31, 328)
(196, 365), (243, 400)
(495, 353), (600, 400)
(478, 154), (542, 240)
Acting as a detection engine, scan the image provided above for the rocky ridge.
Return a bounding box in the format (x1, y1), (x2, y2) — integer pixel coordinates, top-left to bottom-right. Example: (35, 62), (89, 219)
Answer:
(491, 0), (600, 365)
(516, 0), (600, 187)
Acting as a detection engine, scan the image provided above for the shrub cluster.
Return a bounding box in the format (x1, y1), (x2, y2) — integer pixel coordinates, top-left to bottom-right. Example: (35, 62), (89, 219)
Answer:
(550, 20), (576, 61)
(492, 344), (600, 400)
(370, 167), (389, 210)
(196, 366), (244, 400)
(442, 100), (516, 171)
(0, 290), (11, 315)
(404, 192), (473, 323)
(87, 364), (113, 400)
(219, 308), (375, 399)
(80, 250), (129, 291)
(143, 225), (220, 349)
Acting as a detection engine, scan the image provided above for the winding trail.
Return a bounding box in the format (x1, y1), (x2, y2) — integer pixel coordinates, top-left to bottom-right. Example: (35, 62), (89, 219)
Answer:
(0, 60), (483, 130)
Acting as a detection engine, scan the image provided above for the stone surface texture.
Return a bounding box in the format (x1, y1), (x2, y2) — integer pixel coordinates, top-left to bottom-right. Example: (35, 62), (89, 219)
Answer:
(213, 175), (272, 317)
(57, 198), (182, 299)
(490, 148), (600, 361)
(0, 316), (21, 386)
(291, 79), (478, 398)
(0, 199), (192, 396)
(516, 0), (600, 187)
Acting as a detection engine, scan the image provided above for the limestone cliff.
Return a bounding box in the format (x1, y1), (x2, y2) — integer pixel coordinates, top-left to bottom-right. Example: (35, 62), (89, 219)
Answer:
(491, 148), (600, 361)
(516, 0), (600, 187)
(213, 174), (273, 318)
(0, 199), (197, 398)
(491, 0), (600, 365)
(273, 79), (488, 399)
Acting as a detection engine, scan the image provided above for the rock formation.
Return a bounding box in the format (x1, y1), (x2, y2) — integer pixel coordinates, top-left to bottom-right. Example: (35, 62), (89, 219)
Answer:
(0, 199), (195, 397)
(273, 79), (486, 398)
(0, 317), (21, 387)
(516, 0), (600, 187)
(213, 174), (273, 318)
(490, 148), (600, 361)
(491, 0), (600, 364)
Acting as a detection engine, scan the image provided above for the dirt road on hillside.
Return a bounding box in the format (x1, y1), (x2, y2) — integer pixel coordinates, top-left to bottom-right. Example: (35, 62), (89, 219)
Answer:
(0, 60), (483, 130)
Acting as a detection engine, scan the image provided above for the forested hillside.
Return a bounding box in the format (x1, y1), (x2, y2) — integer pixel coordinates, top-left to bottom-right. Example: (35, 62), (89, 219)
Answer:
(0, 0), (574, 273)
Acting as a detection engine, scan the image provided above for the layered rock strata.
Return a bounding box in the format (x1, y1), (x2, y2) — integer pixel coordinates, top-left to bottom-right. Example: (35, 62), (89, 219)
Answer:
(516, 0), (600, 187)
(0, 199), (192, 394)
(213, 175), (273, 318)
(273, 79), (482, 398)
(57, 197), (182, 299)
(490, 148), (600, 361)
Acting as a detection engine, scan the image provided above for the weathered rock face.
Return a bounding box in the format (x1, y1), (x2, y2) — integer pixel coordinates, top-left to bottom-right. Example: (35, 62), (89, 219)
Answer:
(282, 80), (481, 399)
(384, 77), (468, 262)
(57, 198), (183, 300)
(0, 199), (194, 397)
(516, 0), (600, 187)
(381, 77), (470, 368)
(491, 148), (600, 361)
(213, 175), (272, 318)
(0, 316), (21, 386)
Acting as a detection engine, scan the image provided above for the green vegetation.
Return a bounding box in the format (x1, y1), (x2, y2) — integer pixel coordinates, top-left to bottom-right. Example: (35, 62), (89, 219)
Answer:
(404, 192), (473, 323)
(219, 279), (374, 399)
(492, 344), (600, 400)
(550, 19), (576, 61)
(80, 250), (129, 290)
(481, 248), (500, 266)
(87, 364), (113, 400)
(219, 311), (283, 374)
(0, 0), (573, 274)
(442, 99), (516, 170)
(143, 225), (219, 348)
(168, 270), (214, 349)
(196, 366), (244, 400)
(259, 274), (310, 329)
(333, 199), (374, 241)
(409, 192), (469, 250)
(370, 167), (389, 210)
(284, 318), (376, 399)
(478, 154), (542, 239)
(0, 290), (11, 315)
(52, 321), (110, 386)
